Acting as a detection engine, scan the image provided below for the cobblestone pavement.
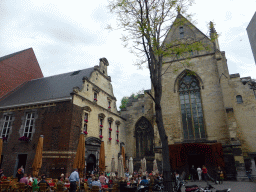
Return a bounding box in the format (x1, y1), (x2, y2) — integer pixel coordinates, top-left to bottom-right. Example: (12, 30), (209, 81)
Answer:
(181, 180), (256, 192)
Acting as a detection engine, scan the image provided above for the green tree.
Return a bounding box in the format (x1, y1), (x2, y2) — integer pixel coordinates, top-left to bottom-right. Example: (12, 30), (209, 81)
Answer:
(108, 0), (210, 190)
(119, 97), (129, 109)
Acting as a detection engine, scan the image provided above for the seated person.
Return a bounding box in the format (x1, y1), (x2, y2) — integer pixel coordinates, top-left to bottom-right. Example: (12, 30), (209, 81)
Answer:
(91, 177), (101, 190)
(19, 174), (29, 185)
(56, 177), (67, 191)
(38, 175), (50, 188)
(140, 176), (149, 186)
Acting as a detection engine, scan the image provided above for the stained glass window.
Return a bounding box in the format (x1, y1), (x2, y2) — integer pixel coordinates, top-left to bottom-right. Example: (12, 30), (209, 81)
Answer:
(179, 74), (206, 140)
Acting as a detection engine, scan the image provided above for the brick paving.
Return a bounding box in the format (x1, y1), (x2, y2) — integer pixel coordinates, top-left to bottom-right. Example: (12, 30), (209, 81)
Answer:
(181, 180), (256, 192)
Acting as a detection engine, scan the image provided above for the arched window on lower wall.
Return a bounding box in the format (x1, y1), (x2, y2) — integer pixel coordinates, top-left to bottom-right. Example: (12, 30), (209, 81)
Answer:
(178, 74), (206, 140)
(135, 117), (154, 157)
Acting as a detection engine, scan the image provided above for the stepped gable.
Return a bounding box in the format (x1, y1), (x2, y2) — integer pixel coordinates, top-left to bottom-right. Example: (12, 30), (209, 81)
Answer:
(0, 67), (94, 109)
(0, 48), (44, 99)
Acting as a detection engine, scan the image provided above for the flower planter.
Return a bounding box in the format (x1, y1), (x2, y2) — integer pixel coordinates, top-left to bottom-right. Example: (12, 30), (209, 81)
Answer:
(94, 98), (98, 101)
(18, 136), (31, 142)
(116, 139), (119, 142)
(116, 130), (119, 133)
(99, 135), (103, 139)
(108, 106), (111, 109)
(109, 128), (112, 131)
(2, 137), (8, 142)
(84, 119), (88, 123)
(100, 125), (103, 128)
(109, 138), (112, 141)
(83, 131), (88, 135)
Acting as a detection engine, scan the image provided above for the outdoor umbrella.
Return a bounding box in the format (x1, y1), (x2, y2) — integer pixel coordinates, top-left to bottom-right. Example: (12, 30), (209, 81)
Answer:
(153, 159), (159, 175)
(118, 155), (124, 178)
(121, 146), (125, 169)
(0, 137), (2, 163)
(128, 157), (133, 175)
(73, 132), (85, 177)
(32, 135), (44, 177)
(111, 157), (115, 173)
(99, 141), (105, 173)
(142, 157), (147, 175)
(126, 159), (129, 170)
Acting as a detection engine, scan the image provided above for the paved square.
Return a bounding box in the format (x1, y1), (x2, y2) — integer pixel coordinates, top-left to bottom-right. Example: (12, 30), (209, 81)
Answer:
(181, 181), (256, 192)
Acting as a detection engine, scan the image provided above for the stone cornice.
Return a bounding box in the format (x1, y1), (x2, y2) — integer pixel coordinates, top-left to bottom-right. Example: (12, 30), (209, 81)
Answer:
(82, 77), (116, 101)
(73, 93), (126, 121)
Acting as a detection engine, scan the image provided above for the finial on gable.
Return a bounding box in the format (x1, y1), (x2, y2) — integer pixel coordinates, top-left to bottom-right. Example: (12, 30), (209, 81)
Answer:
(177, 6), (181, 15)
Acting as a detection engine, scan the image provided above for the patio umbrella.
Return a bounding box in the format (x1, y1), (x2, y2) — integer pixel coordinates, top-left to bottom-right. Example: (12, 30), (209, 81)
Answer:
(118, 155), (124, 178)
(142, 157), (147, 175)
(32, 135), (44, 177)
(0, 137), (2, 163)
(99, 141), (105, 173)
(126, 159), (129, 170)
(128, 157), (133, 175)
(73, 133), (85, 177)
(121, 146), (125, 168)
(153, 159), (159, 175)
(111, 157), (115, 173)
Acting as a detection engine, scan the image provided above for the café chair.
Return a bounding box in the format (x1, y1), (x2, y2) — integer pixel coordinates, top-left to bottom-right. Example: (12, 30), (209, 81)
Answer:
(91, 186), (99, 192)
(55, 184), (66, 192)
(1, 184), (10, 192)
(15, 183), (27, 192)
(39, 183), (49, 192)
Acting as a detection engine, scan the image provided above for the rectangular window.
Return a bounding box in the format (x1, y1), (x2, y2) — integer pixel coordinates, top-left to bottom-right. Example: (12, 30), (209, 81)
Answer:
(94, 93), (97, 101)
(1, 115), (12, 139)
(99, 129), (102, 136)
(179, 27), (184, 38)
(23, 112), (35, 139)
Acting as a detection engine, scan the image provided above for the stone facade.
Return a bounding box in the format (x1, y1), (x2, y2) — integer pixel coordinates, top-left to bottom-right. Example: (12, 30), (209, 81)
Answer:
(247, 12), (256, 64)
(121, 14), (256, 181)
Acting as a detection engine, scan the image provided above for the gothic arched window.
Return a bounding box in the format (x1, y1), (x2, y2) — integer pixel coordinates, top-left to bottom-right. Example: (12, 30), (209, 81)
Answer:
(135, 117), (154, 157)
(179, 74), (206, 140)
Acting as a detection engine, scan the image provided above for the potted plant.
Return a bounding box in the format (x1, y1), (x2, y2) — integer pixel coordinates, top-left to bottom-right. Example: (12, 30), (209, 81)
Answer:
(99, 135), (103, 139)
(116, 139), (119, 142)
(18, 136), (31, 142)
(84, 119), (88, 123)
(83, 131), (88, 135)
(109, 128), (112, 131)
(100, 125), (103, 128)
(109, 138), (112, 141)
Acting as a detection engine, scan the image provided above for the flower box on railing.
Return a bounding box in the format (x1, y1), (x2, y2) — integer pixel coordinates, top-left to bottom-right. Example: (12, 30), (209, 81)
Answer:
(109, 138), (112, 141)
(2, 137), (8, 141)
(108, 106), (111, 109)
(99, 135), (103, 139)
(100, 125), (103, 128)
(94, 98), (98, 101)
(18, 136), (31, 142)
(116, 139), (119, 142)
(84, 119), (88, 123)
(83, 131), (88, 135)
(116, 130), (119, 133)
(109, 128), (112, 131)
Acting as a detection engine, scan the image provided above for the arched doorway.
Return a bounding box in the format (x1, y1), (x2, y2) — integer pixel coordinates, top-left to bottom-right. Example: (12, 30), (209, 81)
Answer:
(86, 154), (96, 174)
(85, 137), (101, 175)
(135, 117), (154, 158)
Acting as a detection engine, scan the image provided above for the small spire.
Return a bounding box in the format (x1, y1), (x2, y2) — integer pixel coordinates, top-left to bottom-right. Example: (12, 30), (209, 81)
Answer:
(177, 6), (181, 15)
(210, 21), (217, 34)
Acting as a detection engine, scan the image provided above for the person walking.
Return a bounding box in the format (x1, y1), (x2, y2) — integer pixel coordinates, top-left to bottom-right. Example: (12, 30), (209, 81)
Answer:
(202, 165), (209, 184)
(197, 166), (202, 181)
(190, 165), (196, 181)
(69, 168), (80, 192)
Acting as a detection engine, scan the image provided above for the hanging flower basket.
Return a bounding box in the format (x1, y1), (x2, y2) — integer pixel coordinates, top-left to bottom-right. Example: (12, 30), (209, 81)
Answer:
(84, 119), (88, 123)
(109, 138), (112, 141)
(94, 98), (98, 101)
(116, 139), (119, 142)
(116, 130), (119, 133)
(83, 131), (88, 135)
(100, 125), (103, 128)
(2, 137), (8, 141)
(18, 136), (31, 142)
(99, 135), (103, 139)
(109, 128), (112, 131)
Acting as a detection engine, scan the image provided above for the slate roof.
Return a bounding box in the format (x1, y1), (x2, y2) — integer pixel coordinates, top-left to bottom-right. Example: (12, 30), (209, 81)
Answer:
(0, 48), (32, 62)
(0, 67), (95, 108)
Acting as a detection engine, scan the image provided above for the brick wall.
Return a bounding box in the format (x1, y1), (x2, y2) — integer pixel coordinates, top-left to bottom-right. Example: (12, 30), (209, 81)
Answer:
(0, 48), (43, 99)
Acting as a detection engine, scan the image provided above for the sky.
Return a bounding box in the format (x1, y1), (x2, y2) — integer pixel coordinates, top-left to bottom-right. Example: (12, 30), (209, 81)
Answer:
(0, 0), (256, 107)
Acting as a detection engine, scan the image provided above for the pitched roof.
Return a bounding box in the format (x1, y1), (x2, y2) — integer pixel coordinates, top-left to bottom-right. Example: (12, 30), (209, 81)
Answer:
(0, 48), (32, 62)
(0, 67), (95, 108)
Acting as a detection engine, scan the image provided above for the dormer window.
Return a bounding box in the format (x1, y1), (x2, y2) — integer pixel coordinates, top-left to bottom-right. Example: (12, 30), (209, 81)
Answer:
(179, 26), (184, 38)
